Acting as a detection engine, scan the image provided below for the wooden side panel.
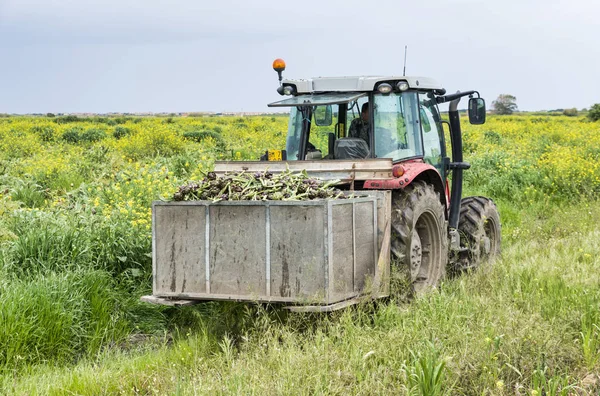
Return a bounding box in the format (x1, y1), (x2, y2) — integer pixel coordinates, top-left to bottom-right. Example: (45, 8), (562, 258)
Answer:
(331, 204), (355, 300)
(353, 190), (392, 296)
(354, 201), (376, 291)
(152, 196), (383, 303)
(154, 205), (206, 296)
(209, 206), (266, 295)
(269, 205), (326, 301)
(351, 191), (391, 252)
(378, 192), (392, 296)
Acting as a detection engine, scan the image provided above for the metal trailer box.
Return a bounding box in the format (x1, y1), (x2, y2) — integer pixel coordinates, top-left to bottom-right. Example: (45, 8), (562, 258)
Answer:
(151, 196), (382, 305)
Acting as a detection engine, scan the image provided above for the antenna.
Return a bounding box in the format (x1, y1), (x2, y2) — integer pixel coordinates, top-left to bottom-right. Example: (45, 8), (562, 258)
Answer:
(403, 46), (408, 76)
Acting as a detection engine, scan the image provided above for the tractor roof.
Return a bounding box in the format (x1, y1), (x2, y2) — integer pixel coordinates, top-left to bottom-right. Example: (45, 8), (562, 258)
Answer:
(283, 76), (443, 93)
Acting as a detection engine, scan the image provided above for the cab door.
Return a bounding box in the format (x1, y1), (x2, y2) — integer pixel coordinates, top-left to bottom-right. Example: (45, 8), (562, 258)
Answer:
(418, 92), (445, 174)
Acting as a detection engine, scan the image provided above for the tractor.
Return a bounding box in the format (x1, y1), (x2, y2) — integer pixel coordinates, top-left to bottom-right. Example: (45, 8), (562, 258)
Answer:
(251, 58), (501, 292)
(143, 59), (502, 310)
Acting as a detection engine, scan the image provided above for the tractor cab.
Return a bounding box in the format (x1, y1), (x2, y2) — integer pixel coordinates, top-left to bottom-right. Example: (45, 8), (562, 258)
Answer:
(268, 78), (447, 173)
(266, 60), (486, 191)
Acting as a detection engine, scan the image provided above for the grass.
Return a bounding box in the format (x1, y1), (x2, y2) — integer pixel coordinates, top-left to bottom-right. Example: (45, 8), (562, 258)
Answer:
(0, 200), (598, 394)
(0, 114), (599, 394)
(581, 313), (600, 370)
(0, 270), (129, 373)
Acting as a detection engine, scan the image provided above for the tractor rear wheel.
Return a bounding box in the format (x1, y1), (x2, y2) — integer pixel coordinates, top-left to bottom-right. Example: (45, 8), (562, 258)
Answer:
(390, 181), (448, 295)
(456, 196), (501, 270)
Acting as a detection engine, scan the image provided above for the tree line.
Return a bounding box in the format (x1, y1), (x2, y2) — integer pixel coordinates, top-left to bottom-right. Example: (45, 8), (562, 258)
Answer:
(491, 94), (600, 121)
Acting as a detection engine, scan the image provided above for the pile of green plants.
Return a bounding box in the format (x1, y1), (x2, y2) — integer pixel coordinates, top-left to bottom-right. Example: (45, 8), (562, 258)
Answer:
(173, 170), (347, 202)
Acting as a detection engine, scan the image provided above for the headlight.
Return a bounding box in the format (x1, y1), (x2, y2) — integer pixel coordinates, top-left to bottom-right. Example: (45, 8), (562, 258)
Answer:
(396, 81), (409, 91)
(377, 83), (393, 94)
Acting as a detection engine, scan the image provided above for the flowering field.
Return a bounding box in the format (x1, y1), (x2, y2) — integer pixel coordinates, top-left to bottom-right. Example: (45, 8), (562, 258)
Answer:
(1, 114), (600, 394)
(462, 115), (600, 202)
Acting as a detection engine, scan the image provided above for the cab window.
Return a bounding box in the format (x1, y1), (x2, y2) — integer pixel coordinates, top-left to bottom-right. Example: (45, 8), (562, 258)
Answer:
(373, 92), (423, 161)
(308, 105), (339, 159)
(418, 92), (444, 172)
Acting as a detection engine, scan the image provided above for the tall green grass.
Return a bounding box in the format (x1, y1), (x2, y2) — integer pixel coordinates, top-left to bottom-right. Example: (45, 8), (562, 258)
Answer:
(2, 201), (600, 394)
(0, 115), (599, 394)
(0, 270), (128, 372)
(0, 203), (166, 376)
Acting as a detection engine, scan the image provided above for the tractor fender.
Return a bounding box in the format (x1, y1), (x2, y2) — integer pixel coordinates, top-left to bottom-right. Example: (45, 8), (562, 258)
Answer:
(363, 161), (447, 210)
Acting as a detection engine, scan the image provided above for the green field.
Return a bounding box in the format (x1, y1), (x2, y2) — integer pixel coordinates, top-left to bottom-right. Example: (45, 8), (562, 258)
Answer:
(0, 114), (599, 394)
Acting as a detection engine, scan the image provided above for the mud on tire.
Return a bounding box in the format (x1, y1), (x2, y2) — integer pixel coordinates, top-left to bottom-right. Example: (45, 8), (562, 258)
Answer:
(455, 196), (501, 272)
(390, 181), (448, 295)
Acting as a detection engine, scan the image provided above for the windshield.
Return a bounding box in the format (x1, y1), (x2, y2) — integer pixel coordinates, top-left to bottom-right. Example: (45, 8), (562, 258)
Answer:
(285, 106), (340, 160)
(283, 93), (363, 161)
(283, 91), (426, 162)
(373, 92), (424, 161)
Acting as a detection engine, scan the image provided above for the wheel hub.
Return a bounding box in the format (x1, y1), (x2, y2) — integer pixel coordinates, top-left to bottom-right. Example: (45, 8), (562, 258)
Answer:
(410, 230), (422, 279)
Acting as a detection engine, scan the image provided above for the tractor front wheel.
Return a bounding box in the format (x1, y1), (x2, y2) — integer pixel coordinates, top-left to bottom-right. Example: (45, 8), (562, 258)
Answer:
(391, 181), (448, 295)
(456, 196), (501, 271)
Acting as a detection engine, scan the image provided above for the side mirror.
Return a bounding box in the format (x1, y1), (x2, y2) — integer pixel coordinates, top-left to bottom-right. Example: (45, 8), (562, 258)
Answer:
(314, 105), (332, 126)
(468, 98), (486, 125)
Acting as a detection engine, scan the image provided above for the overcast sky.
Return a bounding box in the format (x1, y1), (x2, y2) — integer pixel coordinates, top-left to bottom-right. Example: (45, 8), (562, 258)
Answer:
(1, 0), (598, 113)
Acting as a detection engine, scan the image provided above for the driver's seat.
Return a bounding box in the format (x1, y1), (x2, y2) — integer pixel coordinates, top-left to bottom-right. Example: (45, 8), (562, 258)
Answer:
(334, 138), (369, 159)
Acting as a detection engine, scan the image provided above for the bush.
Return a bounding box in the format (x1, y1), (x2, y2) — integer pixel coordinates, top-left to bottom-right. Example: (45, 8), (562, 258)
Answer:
(563, 108), (578, 117)
(182, 130), (218, 142)
(483, 130), (502, 145)
(61, 127), (106, 143)
(113, 117), (132, 125)
(0, 129), (42, 159)
(54, 115), (80, 124)
(95, 117), (117, 126)
(182, 130), (227, 152)
(115, 127), (184, 159)
(30, 125), (56, 142)
(113, 126), (132, 140)
(588, 104), (600, 122)
(80, 128), (107, 143)
(61, 126), (84, 143)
